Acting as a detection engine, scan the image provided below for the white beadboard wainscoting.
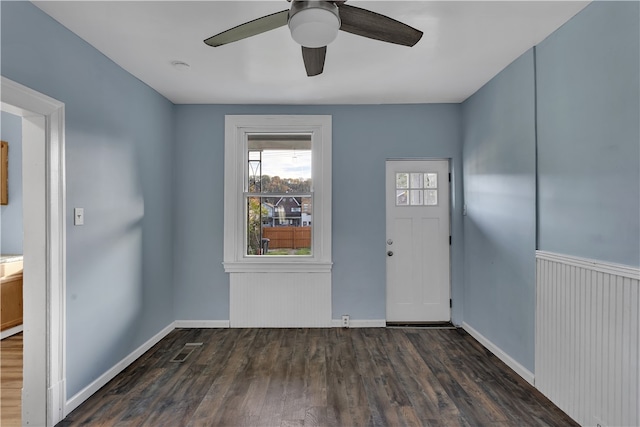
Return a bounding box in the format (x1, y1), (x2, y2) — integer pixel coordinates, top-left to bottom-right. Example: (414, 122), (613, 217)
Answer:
(230, 272), (332, 327)
(535, 251), (639, 427)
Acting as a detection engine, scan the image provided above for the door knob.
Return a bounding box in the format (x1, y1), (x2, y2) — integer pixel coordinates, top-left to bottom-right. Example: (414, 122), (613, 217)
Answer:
(387, 251), (393, 256)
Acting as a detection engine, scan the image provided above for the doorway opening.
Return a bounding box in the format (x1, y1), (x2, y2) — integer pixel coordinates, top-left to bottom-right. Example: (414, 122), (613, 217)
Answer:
(1, 76), (66, 426)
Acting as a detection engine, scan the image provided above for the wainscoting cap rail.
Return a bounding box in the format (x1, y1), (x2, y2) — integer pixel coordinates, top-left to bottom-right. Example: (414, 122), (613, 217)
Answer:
(223, 261), (332, 273)
(536, 250), (640, 281)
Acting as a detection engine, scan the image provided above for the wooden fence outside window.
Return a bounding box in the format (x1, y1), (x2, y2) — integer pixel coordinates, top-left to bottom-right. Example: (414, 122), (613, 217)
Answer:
(262, 226), (311, 249)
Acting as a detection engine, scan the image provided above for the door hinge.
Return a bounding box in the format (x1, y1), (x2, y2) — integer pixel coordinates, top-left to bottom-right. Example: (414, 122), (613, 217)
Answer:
(449, 172), (451, 182)
(449, 236), (452, 245)
(450, 299), (452, 308)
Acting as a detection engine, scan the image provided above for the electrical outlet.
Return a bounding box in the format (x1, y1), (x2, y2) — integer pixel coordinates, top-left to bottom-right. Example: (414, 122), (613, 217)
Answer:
(341, 315), (350, 328)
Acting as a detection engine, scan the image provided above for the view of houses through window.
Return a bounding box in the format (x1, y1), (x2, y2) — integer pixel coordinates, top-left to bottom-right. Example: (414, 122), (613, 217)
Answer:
(247, 134), (312, 255)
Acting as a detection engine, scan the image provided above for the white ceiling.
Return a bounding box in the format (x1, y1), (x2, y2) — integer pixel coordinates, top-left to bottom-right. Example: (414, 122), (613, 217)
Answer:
(32, 1), (590, 105)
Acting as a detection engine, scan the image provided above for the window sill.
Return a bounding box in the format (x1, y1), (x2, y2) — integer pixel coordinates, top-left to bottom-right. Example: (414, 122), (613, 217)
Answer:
(223, 261), (333, 273)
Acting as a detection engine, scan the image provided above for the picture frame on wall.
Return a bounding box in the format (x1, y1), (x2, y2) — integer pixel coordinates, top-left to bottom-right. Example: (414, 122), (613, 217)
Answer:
(1, 141), (7, 205)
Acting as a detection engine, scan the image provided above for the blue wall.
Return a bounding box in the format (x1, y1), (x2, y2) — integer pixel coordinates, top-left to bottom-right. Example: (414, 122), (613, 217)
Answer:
(0, 111), (23, 254)
(173, 104), (465, 323)
(462, 50), (537, 372)
(536, 1), (640, 267)
(1, 2), (176, 397)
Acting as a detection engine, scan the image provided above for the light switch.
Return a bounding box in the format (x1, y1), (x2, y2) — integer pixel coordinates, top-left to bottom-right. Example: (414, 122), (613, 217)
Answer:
(74, 208), (84, 226)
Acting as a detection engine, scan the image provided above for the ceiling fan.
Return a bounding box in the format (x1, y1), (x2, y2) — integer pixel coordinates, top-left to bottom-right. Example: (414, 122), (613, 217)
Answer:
(204, 1), (423, 77)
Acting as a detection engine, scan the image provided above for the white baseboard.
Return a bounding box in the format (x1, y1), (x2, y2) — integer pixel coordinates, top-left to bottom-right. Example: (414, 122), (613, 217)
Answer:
(64, 322), (175, 416)
(1, 324), (23, 340)
(174, 320), (230, 328)
(462, 321), (535, 385)
(330, 319), (386, 328)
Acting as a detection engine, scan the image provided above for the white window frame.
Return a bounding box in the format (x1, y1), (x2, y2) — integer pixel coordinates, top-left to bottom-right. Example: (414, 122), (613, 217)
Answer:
(223, 115), (332, 273)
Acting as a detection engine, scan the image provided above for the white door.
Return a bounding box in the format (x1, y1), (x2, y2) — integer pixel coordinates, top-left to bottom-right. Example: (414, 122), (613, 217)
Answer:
(386, 160), (450, 322)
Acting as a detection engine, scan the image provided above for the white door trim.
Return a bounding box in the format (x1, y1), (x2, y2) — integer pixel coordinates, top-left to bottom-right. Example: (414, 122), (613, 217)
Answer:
(2, 76), (66, 426)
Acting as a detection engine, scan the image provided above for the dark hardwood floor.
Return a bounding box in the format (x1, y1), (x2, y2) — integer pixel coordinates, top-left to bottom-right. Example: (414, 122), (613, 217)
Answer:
(57, 328), (576, 427)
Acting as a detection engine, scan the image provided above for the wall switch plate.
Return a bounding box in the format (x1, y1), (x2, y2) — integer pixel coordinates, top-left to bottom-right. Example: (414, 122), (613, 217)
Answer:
(74, 208), (84, 226)
(342, 315), (350, 328)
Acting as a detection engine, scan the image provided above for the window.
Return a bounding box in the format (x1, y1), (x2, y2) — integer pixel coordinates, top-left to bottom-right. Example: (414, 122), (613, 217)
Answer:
(224, 116), (332, 272)
(247, 135), (311, 255)
(395, 172), (438, 206)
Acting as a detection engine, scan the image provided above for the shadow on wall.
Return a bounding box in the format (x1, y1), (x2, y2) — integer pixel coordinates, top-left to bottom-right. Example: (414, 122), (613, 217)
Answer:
(65, 138), (147, 397)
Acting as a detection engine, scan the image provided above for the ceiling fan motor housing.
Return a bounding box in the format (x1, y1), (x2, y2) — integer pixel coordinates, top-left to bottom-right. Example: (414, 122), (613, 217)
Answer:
(288, 1), (341, 48)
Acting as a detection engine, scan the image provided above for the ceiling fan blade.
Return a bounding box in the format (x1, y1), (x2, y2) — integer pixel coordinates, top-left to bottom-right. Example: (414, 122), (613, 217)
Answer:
(302, 46), (327, 77)
(204, 9), (289, 47)
(337, 4), (423, 47)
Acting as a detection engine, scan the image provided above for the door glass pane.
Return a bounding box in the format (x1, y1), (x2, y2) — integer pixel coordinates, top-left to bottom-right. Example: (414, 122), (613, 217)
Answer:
(425, 190), (438, 206)
(425, 173), (438, 188)
(396, 190), (408, 206)
(396, 173), (408, 189)
(410, 173), (423, 189)
(410, 189), (423, 205)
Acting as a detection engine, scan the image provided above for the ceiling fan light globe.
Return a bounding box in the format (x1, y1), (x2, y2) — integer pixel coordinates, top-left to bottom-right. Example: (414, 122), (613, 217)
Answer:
(289, 7), (340, 48)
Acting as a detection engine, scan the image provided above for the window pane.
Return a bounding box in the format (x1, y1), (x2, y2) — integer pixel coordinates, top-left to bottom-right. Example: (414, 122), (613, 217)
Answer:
(425, 173), (438, 188)
(247, 196), (265, 255)
(246, 134), (313, 256)
(425, 190), (438, 206)
(246, 195), (313, 256)
(396, 190), (408, 206)
(410, 173), (423, 189)
(248, 135), (312, 193)
(396, 173), (408, 189)
(410, 189), (423, 205)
